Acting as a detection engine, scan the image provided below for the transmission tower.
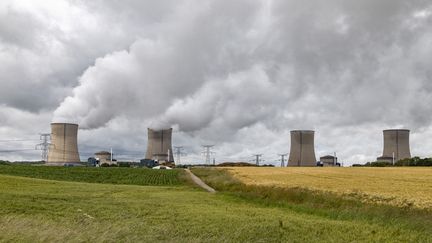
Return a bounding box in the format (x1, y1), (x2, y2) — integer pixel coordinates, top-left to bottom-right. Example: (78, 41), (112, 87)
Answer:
(35, 133), (51, 162)
(278, 153), (288, 167)
(202, 145), (215, 165)
(253, 154), (263, 166)
(173, 146), (187, 164)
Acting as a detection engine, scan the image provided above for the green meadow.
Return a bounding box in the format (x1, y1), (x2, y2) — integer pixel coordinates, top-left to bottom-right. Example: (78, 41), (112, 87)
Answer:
(0, 165), (431, 242)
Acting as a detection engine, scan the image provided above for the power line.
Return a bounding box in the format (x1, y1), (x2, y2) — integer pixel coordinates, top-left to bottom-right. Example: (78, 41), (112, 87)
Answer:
(252, 154), (263, 166)
(173, 146), (187, 164)
(278, 153), (288, 167)
(0, 149), (36, 153)
(35, 133), (51, 162)
(202, 145), (215, 165)
(0, 139), (40, 142)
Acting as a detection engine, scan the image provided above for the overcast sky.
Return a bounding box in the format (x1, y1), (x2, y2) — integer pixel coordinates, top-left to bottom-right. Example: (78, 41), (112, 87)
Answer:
(1, 0), (432, 165)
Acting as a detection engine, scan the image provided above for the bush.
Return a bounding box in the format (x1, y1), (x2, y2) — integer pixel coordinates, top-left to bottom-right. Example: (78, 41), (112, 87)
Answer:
(361, 161), (393, 167)
(369, 161), (392, 167)
(396, 157), (432, 166)
(0, 160), (11, 165)
(354, 157), (432, 167)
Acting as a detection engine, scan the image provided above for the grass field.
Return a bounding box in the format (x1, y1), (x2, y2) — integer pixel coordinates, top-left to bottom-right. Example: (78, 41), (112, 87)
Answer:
(1, 165), (432, 242)
(1, 174), (431, 242)
(224, 167), (432, 209)
(0, 165), (183, 186)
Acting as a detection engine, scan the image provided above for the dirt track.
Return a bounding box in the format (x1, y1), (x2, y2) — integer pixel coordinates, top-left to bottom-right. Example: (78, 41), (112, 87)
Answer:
(185, 169), (216, 193)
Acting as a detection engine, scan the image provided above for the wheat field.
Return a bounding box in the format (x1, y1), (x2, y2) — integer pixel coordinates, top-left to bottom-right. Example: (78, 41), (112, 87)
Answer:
(226, 167), (432, 209)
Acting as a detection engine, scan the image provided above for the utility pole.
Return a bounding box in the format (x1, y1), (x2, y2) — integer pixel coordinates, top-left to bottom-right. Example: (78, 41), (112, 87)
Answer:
(202, 145), (215, 165)
(253, 154), (263, 166)
(278, 153), (288, 167)
(35, 133), (51, 162)
(173, 146), (186, 164)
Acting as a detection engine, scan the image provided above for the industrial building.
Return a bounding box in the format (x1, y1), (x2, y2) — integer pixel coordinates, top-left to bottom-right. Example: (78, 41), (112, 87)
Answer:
(47, 123), (81, 165)
(145, 128), (174, 164)
(288, 130), (317, 166)
(95, 151), (116, 166)
(319, 155), (339, 166)
(377, 129), (411, 163)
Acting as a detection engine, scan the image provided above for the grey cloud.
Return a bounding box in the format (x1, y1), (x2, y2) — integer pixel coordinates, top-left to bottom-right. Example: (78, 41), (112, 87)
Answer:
(1, 0), (432, 163)
(0, 7), (42, 48)
(0, 0), (147, 112)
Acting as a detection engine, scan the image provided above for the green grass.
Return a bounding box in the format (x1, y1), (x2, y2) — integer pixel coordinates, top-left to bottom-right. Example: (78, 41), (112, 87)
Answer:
(1, 174), (431, 242)
(0, 165), (183, 186)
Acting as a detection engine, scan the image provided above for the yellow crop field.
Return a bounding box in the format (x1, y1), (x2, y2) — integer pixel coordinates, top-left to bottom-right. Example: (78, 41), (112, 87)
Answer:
(226, 167), (432, 209)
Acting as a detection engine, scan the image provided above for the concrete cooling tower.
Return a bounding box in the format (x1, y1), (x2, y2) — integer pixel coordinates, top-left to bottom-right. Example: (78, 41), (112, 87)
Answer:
(47, 123), (80, 165)
(288, 130), (317, 166)
(145, 128), (174, 162)
(377, 129), (411, 162)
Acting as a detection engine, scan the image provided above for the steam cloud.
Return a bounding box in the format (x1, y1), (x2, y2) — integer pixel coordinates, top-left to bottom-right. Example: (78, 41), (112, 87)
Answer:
(2, 0), (432, 163)
(53, 0), (432, 132)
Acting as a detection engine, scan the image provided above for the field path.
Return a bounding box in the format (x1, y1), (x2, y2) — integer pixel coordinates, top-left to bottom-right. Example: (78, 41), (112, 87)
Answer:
(185, 169), (216, 193)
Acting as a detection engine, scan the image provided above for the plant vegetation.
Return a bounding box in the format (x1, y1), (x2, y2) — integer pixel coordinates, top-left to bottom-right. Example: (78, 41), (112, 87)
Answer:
(191, 167), (432, 237)
(0, 165), (183, 186)
(356, 157), (432, 167)
(1, 173), (431, 242)
(396, 157), (432, 166)
(0, 160), (11, 165)
(206, 167), (432, 209)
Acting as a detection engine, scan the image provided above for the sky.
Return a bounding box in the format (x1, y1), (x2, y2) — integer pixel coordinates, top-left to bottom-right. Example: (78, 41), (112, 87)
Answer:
(1, 0), (432, 165)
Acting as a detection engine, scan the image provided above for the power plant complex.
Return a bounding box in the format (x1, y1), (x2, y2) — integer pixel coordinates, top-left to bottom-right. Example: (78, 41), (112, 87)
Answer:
(41, 122), (415, 167)
(47, 123), (81, 165)
(288, 130), (317, 166)
(377, 129), (411, 163)
(45, 125), (176, 166)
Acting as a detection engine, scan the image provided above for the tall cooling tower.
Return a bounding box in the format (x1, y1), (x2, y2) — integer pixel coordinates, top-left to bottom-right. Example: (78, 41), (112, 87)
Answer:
(378, 129), (411, 162)
(288, 130), (317, 166)
(145, 128), (174, 162)
(47, 123), (80, 164)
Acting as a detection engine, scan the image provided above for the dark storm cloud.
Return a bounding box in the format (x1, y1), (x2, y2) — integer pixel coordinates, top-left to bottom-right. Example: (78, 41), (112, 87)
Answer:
(1, 0), (432, 163)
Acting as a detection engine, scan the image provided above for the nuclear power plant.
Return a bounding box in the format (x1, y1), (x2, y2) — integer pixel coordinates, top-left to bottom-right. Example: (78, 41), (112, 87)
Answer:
(47, 123), (81, 165)
(377, 129), (411, 162)
(145, 128), (174, 163)
(36, 122), (416, 167)
(288, 130), (317, 166)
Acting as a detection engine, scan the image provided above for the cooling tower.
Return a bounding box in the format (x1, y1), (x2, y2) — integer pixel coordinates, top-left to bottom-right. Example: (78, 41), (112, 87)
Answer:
(47, 123), (80, 165)
(145, 128), (174, 162)
(288, 130), (317, 166)
(378, 129), (411, 162)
